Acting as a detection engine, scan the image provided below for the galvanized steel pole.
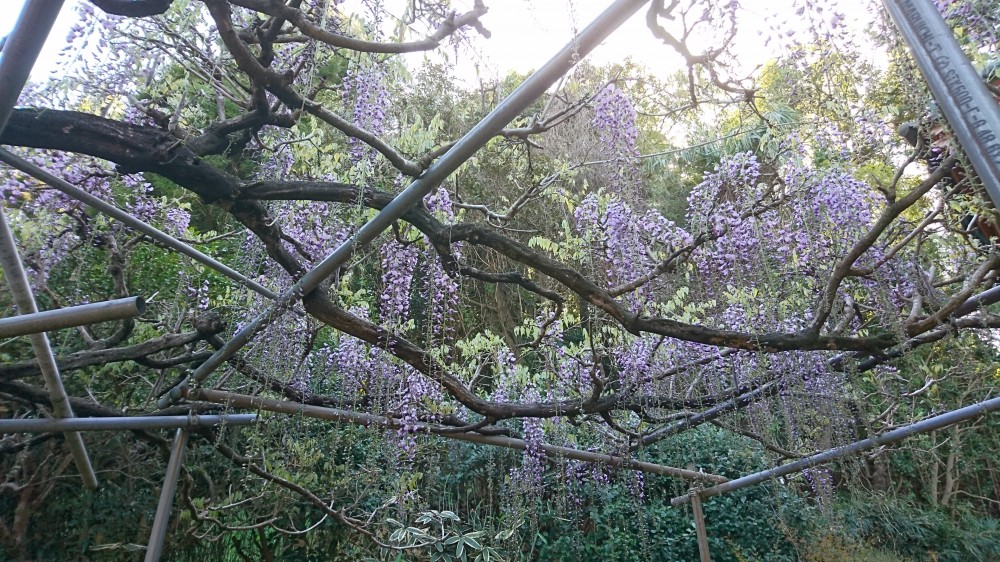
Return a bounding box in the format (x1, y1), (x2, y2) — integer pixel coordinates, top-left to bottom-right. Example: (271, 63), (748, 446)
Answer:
(0, 212), (98, 488)
(0, 0), (98, 489)
(0, 414), (257, 433)
(0, 148), (280, 301)
(689, 490), (712, 562)
(831, 283), (1000, 372)
(158, 0), (654, 408)
(189, 388), (726, 483)
(637, 379), (781, 448)
(882, 0), (1000, 205)
(0, 0), (64, 131)
(670, 394), (1000, 506)
(0, 296), (145, 338)
(145, 429), (189, 562)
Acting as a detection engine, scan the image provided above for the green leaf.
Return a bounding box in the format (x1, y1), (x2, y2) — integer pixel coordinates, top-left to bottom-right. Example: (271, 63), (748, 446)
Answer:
(463, 536), (482, 550)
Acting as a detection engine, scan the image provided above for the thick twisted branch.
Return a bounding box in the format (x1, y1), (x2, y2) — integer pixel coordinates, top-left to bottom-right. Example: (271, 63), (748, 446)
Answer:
(228, 0), (489, 54)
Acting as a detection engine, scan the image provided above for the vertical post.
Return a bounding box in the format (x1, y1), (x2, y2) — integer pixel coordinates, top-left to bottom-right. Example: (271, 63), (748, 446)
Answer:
(0, 0), (98, 490)
(689, 489), (712, 562)
(145, 429), (189, 562)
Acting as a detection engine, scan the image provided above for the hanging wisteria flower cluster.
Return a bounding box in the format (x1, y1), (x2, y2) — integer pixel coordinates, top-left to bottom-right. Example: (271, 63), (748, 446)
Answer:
(592, 83), (641, 191)
(343, 63), (391, 169)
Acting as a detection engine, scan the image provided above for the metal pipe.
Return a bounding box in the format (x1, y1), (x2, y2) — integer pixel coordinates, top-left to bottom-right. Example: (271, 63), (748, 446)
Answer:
(0, 0), (96, 489)
(637, 379), (781, 448)
(954, 283), (1000, 317)
(643, 284), (1000, 450)
(159, 0), (654, 407)
(830, 283), (1000, 372)
(0, 296), (145, 338)
(882, 0), (1000, 205)
(670, 393), (1000, 506)
(0, 148), (279, 301)
(0, 0), (64, 132)
(0, 414), (257, 433)
(189, 388), (726, 484)
(0, 210), (98, 489)
(144, 429), (189, 562)
(853, 321), (965, 372)
(690, 490), (712, 562)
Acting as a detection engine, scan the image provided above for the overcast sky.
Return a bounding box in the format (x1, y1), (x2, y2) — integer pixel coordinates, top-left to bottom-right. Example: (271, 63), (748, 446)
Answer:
(3, 1), (82, 79)
(3, 0), (876, 83)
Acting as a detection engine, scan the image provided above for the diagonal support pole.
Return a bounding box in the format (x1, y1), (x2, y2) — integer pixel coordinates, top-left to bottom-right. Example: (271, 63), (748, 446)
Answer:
(882, 0), (1000, 204)
(0, 211), (98, 488)
(0, 0), (64, 132)
(144, 428), (189, 562)
(0, 0), (98, 489)
(670, 393), (1000, 506)
(0, 148), (279, 301)
(159, 0), (654, 408)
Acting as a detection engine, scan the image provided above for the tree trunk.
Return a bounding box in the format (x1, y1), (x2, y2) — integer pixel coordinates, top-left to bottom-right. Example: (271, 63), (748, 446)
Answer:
(929, 430), (939, 506)
(941, 426), (962, 507)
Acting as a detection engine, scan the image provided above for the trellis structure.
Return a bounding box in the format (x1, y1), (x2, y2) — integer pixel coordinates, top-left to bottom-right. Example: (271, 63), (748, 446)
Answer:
(0, 0), (998, 561)
(0, 1), (680, 559)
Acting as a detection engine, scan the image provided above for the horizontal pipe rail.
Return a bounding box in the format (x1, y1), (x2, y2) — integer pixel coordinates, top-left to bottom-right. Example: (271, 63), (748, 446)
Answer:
(0, 297), (145, 338)
(189, 388), (726, 484)
(636, 379), (781, 448)
(670, 393), (1000, 506)
(0, 414), (257, 433)
(954, 283), (1000, 317)
(653, 286), (1000, 448)
(158, 0), (654, 408)
(830, 283), (1000, 372)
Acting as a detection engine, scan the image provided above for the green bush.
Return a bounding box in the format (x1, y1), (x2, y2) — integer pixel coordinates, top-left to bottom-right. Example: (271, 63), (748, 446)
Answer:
(527, 425), (812, 562)
(831, 498), (1000, 562)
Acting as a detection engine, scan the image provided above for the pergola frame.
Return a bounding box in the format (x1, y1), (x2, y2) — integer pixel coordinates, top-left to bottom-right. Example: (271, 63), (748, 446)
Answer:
(0, 1), (658, 559)
(0, 0), (998, 561)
